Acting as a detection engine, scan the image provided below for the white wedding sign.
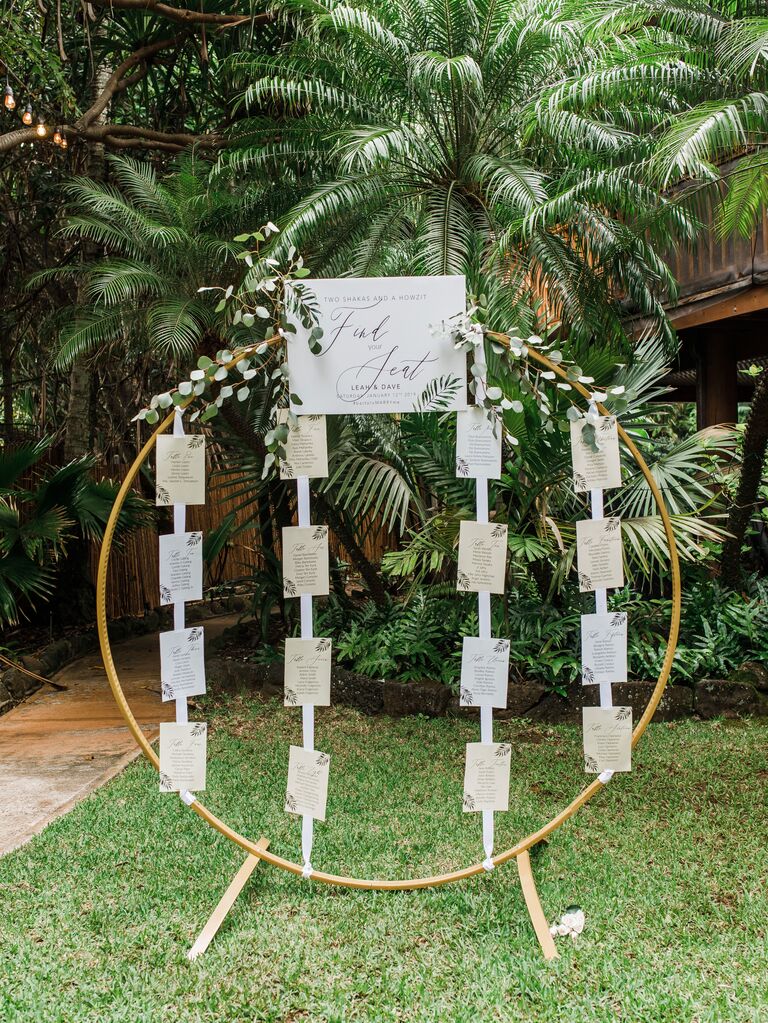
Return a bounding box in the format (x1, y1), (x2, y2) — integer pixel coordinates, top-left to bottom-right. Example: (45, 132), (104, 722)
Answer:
(286, 276), (468, 414)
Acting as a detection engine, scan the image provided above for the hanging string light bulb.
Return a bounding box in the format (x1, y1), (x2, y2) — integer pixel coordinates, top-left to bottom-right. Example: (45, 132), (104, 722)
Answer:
(53, 127), (62, 146)
(22, 102), (33, 125)
(60, 135), (68, 149)
(3, 83), (15, 111)
(35, 117), (46, 138)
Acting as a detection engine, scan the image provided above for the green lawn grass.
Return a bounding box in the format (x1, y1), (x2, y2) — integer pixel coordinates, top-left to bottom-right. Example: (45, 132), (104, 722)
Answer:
(2, 697), (767, 1023)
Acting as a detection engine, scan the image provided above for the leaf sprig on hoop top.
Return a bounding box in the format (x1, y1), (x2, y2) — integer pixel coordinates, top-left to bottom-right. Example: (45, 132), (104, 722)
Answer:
(439, 309), (629, 451)
(132, 222), (322, 477)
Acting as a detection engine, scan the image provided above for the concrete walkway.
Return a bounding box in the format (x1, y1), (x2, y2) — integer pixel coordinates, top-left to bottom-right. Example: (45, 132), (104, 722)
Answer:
(0, 616), (237, 856)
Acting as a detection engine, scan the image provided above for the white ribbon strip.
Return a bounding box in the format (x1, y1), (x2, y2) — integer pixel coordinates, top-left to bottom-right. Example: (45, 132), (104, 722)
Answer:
(598, 769), (614, 785)
(587, 404), (613, 711)
(296, 475), (315, 874)
(474, 405), (495, 866)
(172, 409), (189, 726)
(179, 790), (197, 806)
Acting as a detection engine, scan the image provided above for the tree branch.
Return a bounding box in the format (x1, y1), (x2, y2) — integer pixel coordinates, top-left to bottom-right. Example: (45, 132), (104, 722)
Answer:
(77, 36), (182, 129)
(88, 0), (270, 26)
(0, 35), (223, 155)
(0, 121), (221, 154)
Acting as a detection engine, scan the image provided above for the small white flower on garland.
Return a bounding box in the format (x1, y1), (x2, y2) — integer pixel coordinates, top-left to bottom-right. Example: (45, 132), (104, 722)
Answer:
(549, 905), (586, 941)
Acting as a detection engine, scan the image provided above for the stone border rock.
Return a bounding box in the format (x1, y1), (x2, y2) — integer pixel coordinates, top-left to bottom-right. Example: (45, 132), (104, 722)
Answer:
(205, 655), (768, 723)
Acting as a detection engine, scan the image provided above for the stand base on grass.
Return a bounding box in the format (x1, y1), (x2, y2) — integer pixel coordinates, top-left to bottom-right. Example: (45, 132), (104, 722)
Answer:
(187, 837), (270, 960)
(517, 849), (558, 961)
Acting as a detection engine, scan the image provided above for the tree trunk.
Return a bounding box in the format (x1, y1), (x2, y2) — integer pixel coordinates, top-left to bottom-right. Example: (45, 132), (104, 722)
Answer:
(63, 47), (111, 461)
(63, 362), (92, 459)
(1, 349), (13, 441)
(720, 370), (768, 588)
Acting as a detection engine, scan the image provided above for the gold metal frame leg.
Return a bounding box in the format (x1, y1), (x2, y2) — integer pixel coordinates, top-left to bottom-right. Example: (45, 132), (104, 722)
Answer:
(516, 849), (558, 961)
(187, 837), (270, 960)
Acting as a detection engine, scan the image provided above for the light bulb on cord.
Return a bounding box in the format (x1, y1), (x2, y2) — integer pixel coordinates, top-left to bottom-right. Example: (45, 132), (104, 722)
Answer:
(60, 136), (68, 149)
(3, 84), (15, 111)
(53, 128), (62, 145)
(22, 103), (32, 125)
(35, 118), (46, 138)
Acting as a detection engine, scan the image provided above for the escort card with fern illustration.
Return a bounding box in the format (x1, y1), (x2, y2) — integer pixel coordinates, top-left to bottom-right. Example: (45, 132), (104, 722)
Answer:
(580, 612), (627, 686)
(284, 276), (468, 415)
(158, 721), (207, 792)
(158, 531), (203, 606)
(285, 744), (330, 821)
(582, 707), (632, 773)
(462, 742), (511, 813)
(284, 637), (332, 706)
(159, 626), (206, 701)
(457, 521), (508, 594)
(455, 407), (502, 479)
(575, 518), (624, 592)
(569, 416), (621, 493)
(278, 411), (329, 479)
(156, 435), (206, 506)
(282, 525), (330, 597)
(460, 637), (510, 708)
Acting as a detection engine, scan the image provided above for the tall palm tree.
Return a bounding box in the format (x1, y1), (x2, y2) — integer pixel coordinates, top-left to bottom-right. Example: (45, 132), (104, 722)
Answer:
(35, 155), (263, 369)
(225, 0), (708, 344)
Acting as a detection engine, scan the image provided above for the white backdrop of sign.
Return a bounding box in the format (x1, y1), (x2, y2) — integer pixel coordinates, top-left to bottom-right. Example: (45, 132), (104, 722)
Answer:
(286, 276), (468, 415)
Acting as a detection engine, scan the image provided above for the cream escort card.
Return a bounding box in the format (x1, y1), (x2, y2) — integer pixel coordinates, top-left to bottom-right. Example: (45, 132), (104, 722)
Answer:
(285, 276), (468, 415)
(456, 408), (502, 479)
(282, 526), (330, 597)
(460, 638), (510, 708)
(285, 745), (331, 821)
(581, 612), (628, 686)
(570, 416), (621, 493)
(159, 722), (207, 792)
(583, 707), (632, 773)
(278, 412), (329, 480)
(462, 742), (511, 812)
(457, 521), (508, 594)
(156, 435), (206, 506)
(576, 518), (624, 592)
(284, 638), (332, 706)
(159, 626), (206, 701)
(158, 531), (203, 605)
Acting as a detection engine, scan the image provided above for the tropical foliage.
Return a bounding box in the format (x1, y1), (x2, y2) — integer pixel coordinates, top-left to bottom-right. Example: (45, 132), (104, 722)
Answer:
(0, 440), (151, 625)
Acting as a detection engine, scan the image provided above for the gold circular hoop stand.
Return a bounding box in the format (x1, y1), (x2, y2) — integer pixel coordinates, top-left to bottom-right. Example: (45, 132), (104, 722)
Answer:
(96, 348), (681, 892)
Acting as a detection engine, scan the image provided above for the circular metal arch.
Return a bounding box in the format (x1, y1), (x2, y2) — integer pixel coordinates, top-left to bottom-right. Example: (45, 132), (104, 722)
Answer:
(96, 347), (681, 890)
